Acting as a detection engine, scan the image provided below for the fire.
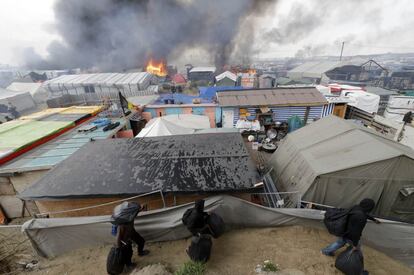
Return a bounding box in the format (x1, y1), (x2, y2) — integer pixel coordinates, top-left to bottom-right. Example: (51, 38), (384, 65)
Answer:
(146, 59), (167, 77)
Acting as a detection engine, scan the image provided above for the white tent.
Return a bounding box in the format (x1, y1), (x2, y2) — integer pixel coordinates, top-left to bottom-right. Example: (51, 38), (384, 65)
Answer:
(136, 114), (211, 138)
(341, 90), (380, 113)
(160, 114), (210, 129)
(137, 117), (194, 137)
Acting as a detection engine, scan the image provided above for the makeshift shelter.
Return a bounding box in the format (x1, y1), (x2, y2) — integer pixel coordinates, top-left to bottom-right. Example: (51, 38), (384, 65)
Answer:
(7, 82), (48, 104)
(19, 132), (260, 216)
(269, 115), (414, 222)
(0, 87), (36, 113)
(341, 90), (380, 114)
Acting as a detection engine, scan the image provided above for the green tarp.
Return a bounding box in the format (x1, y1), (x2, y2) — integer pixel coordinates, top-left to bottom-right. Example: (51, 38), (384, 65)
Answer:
(0, 120), (74, 153)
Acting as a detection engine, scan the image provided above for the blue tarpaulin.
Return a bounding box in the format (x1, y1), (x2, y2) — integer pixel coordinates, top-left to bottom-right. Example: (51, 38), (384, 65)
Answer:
(199, 86), (245, 99)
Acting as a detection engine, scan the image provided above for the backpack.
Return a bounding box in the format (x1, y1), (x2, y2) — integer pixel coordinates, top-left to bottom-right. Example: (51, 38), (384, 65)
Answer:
(206, 212), (225, 238)
(335, 246), (364, 275)
(106, 246), (125, 275)
(187, 234), (212, 263)
(323, 208), (350, 237)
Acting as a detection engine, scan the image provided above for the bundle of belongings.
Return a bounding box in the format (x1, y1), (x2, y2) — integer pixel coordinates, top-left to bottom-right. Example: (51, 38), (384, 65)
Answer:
(182, 200), (225, 262)
(107, 202), (141, 275)
(323, 199), (378, 275)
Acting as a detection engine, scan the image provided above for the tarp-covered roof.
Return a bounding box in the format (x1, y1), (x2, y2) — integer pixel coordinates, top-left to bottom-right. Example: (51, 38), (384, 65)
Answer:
(19, 132), (259, 200)
(216, 87), (327, 107)
(0, 118), (126, 174)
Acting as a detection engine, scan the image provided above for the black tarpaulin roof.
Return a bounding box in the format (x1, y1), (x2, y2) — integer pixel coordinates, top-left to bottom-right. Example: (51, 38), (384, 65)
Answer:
(19, 132), (260, 200)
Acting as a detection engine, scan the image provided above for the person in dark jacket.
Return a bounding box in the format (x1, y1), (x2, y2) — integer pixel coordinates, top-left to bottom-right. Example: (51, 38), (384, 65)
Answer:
(185, 199), (210, 236)
(322, 198), (380, 256)
(116, 221), (149, 267)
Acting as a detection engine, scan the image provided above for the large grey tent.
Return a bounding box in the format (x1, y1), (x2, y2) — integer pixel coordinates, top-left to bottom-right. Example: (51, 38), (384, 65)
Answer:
(269, 115), (414, 222)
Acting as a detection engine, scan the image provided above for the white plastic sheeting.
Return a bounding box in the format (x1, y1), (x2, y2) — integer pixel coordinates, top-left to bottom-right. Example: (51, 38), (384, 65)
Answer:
(21, 195), (414, 267)
(341, 90), (380, 114)
(136, 114), (211, 137)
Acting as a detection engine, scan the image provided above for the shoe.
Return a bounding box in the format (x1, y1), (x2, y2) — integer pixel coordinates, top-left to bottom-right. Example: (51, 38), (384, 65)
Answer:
(138, 250), (150, 256)
(321, 250), (335, 257)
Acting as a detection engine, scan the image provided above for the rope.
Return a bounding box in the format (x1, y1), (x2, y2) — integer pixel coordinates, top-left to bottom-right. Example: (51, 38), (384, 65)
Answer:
(35, 190), (163, 217)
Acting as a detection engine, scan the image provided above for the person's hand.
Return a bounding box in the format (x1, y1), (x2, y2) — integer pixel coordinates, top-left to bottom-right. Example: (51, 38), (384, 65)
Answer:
(352, 246), (359, 251)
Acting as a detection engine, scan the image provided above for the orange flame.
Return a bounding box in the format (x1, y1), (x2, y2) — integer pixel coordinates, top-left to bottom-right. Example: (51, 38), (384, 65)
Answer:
(146, 59), (167, 77)
(246, 69), (256, 75)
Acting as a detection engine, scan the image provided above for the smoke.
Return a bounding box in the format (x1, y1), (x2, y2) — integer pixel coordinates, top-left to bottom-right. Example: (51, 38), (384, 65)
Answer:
(24, 0), (276, 71)
(263, 4), (322, 45)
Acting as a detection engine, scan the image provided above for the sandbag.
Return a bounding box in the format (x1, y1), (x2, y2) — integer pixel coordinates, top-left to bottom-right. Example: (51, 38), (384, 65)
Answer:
(111, 202), (141, 225)
(106, 246), (125, 275)
(324, 208), (349, 237)
(206, 212), (225, 238)
(187, 234), (212, 263)
(335, 246), (364, 275)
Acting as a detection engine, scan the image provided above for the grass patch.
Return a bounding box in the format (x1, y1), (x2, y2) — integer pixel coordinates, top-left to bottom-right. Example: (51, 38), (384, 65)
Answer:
(174, 261), (206, 275)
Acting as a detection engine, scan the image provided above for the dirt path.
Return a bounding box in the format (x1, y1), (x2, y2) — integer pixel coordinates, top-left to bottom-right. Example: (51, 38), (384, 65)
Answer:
(23, 226), (412, 275)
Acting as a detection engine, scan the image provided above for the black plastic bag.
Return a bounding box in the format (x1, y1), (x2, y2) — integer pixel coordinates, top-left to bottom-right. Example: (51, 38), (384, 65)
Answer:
(106, 246), (125, 275)
(206, 212), (225, 238)
(324, 208), (349, 237)
(110, 202), (141, 225)
(187, 234), (212, 263)
(335, 246), (364, 275)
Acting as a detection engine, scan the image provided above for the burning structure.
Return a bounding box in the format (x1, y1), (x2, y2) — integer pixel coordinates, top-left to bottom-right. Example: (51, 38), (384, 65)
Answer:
(145, 59), (167, 77)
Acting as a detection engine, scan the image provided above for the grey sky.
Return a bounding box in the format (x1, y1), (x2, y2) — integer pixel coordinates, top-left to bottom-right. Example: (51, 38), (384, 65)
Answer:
(1, 0), (414, 66)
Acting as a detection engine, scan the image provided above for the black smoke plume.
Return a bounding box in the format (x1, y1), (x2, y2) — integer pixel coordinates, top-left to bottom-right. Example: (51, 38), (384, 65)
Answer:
(25, 0), (276, 71)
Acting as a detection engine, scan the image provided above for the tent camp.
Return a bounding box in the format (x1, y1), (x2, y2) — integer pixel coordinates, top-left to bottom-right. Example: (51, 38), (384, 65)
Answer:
(269, 115), (414, 223)
(136, 114), (210, 137)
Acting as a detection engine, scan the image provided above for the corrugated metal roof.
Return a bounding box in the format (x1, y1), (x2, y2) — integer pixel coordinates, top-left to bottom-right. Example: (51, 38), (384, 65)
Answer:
(216, 88), (327, 107)
(19, 132), (259, 199)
